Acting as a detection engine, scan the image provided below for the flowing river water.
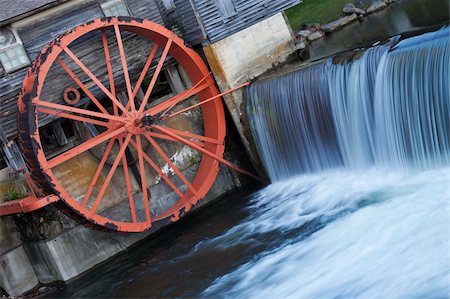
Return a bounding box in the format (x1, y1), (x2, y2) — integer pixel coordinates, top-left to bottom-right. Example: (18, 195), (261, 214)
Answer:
(50, 5), (449, 299)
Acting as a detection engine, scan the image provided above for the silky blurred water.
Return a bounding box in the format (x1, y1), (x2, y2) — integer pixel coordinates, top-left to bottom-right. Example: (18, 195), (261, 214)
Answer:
(248, 28), (450, 181)
(227, 27), (450, 298)
(203, 168), (450, 298)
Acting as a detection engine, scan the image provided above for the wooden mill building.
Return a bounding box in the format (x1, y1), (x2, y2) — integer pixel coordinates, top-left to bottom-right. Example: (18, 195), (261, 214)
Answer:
(0, 0), (299, 173)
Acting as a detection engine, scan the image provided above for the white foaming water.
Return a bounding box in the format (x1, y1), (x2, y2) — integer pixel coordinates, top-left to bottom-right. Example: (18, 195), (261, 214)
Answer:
(203, 168), (450, 298)
(201, 28), (450, 298)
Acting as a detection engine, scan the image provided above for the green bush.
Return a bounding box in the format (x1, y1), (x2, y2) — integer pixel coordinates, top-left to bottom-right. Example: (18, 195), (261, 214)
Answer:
(3, 187), (25, 201)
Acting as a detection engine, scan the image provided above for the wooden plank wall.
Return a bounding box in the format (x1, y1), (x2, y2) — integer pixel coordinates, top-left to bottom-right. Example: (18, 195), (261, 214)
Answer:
(192, 0), (301, 44)
(0, 0), (300, 140)
(0, 0), (168, 139)
(124, 0), (163, 23)
(155, 0), (205, 46)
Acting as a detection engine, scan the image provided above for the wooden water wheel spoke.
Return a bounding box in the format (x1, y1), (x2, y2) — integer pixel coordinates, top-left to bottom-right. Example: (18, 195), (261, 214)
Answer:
(35, 100), (124, 122)
(101, 29), (118, 115)
(117, 137), (138, 223)
(63, 46), (128, 114)
(37, 107), (110, 127)
(164, 82), (251, 120)
(46, 127), (126, 169)
(19, 18), (229, 232)
(113, 24), (136, 112)
(146, 82), (211, 117)
(138, 37), (173, 113)
(55, 57), (109, 115)
(152, 125), (263, 182)
(82, 138), (116, 207)
(102, 32), (140, 216)
(128, 138), (185, 198)
(135, 135), (151, 222)
(143, 133), (199, 199)
(159, 72), (213, 117)
(131, 44), (159, 101)
(91, 133), (132, 213)
(146, 131), (205, 148)
(156, 127), (222, 145)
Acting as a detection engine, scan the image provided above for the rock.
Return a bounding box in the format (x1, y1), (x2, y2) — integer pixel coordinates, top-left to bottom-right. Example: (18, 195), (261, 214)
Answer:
(343, 3), (355, 14)
(366, 1), (387, 14)
(343, 2), (365, 15)
(307, 31), (323, 41)
(355, 7), (366, 15)
(309, 23), (321, 30)
(383, 0), (396, 3)
(343, 2), (366, 15)
(296, 41), (307, 50)
(296, 30), (311, 38)
(343, 6), (365, 15)
(321, 14), (358, 32)
(343, 6), (353, 14)
(343, 3), (355, 9)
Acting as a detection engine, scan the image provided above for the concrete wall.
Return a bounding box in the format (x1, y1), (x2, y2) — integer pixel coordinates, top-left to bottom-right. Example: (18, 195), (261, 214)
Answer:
(192, 0), (300, 43)
(0, 216), (39, 296)
(203, 12), (296, 174)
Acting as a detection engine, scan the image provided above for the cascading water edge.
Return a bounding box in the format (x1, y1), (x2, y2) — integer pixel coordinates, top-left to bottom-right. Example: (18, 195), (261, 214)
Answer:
(199, 27), (450, 298)
(247, 26), (450, 181)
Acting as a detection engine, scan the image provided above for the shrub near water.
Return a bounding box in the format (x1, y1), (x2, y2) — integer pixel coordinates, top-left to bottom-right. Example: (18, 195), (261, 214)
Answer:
(3, 187), (25, 201)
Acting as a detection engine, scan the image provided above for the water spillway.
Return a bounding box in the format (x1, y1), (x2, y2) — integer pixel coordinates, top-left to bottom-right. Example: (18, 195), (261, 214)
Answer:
(247, 27), (450, 181)
(202, 27), (450, 297)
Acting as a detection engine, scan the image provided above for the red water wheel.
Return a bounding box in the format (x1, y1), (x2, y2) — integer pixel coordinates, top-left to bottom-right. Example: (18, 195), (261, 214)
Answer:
(17, 18), (253, 232)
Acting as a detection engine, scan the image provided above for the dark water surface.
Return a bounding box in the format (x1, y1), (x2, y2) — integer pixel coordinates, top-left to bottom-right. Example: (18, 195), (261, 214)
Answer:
(48, 187), (261, 298)
(309, 0), (449, 60)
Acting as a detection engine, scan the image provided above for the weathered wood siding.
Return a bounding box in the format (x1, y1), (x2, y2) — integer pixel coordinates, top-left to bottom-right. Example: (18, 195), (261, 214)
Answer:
(192, 0), (300, 43)
(0, 0), (168, 139)
(156, 0), (205, 46)
(16, 1), (104, 62)
(124, 0), (163, 23)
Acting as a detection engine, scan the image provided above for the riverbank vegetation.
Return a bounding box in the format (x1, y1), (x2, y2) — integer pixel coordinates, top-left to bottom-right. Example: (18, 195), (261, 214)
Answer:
(286, 0), (370, 31)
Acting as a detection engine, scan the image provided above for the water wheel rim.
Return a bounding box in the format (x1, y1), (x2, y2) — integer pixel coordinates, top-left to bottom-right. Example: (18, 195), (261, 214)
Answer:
(18, 18), (226, 232)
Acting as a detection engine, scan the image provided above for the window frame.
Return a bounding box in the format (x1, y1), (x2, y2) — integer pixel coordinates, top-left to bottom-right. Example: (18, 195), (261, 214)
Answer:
(0, 26), (30, 74)
(99, 0), (131, 17)
(162, 0), (176, 12)
(40, 120), (81, 159)
(215, 0), (237, 21)
(0, 148), (8, 171)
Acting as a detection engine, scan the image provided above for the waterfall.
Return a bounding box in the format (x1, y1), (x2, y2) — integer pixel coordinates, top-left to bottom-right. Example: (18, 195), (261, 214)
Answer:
(198, 27), (450, 299)
(201, 28), (450, 299)
(247, 27), (450, 182)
